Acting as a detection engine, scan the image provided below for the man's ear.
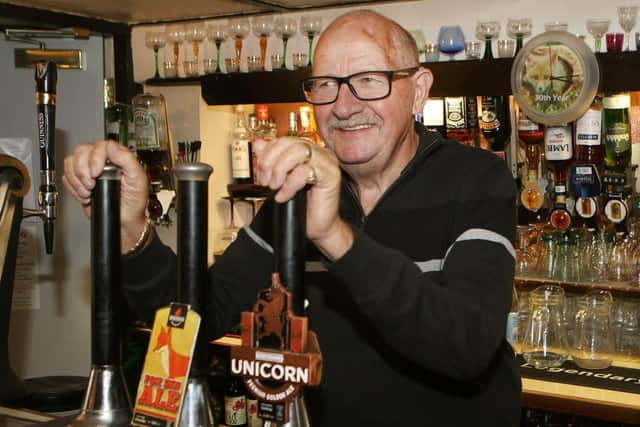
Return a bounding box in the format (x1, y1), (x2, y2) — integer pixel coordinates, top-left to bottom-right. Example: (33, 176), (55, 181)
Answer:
(412, 67), (434, 115)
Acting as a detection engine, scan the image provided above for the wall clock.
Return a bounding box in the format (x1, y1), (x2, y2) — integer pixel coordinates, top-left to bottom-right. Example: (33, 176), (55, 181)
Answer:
(511, 31), (600, 126)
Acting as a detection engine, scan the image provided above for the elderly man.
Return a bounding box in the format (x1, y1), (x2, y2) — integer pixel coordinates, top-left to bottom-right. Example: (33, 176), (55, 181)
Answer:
(64, 9), (520, 426)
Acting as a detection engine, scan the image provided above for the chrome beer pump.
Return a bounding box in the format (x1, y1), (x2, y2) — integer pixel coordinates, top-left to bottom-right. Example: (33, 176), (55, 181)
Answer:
(70, 164), (132, 426)
(231, 191), (322, 427)
(23, 61), (59, 254)
(173, 162), (216, 427)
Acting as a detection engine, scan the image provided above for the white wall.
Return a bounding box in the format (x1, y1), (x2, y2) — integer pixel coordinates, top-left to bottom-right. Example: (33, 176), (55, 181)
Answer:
(1, 36), (105, 378)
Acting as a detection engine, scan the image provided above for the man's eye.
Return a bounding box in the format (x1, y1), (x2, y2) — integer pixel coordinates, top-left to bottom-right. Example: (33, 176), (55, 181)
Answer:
(315, 79), (337, 89)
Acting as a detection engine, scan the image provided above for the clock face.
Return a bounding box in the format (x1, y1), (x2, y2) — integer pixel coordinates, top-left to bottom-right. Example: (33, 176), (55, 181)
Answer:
(511, 31), (599, 126)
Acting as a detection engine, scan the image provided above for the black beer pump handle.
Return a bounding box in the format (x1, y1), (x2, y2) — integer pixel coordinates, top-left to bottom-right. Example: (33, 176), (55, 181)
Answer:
(35, 61), (58, 254)
(174, 162), (213, 377)
(91, 164), (121, 366)
(274, 190), (307, 316)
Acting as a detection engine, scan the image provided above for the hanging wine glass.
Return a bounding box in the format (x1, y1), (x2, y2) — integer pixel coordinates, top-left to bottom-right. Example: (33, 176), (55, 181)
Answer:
(228, 18), (250, 71)
(437, 25), (465, 61)
(145, 31), (167, 79)
(252, 15), (274, 71)
(166, 24), (186, 72)
(275, 16), (297, 70)
(507, 18), (532, 54)
(207, 24), (228, 73)
(214, 196), (241, 258)
(618, 6), (639, 52)
(300, 15), (322, 67)
(185, 22), (207, 72)
(476, 21), (501, 59)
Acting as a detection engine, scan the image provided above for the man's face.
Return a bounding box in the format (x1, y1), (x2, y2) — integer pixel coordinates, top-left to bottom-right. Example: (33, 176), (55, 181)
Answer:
(312, 29), (418, 169)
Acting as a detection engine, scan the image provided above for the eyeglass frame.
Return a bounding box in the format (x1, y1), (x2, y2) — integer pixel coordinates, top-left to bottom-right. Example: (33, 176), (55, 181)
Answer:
(300, 66), (420, 105)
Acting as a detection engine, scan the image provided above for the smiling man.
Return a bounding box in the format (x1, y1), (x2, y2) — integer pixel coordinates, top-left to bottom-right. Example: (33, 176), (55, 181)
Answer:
(64, 9), (520, 427)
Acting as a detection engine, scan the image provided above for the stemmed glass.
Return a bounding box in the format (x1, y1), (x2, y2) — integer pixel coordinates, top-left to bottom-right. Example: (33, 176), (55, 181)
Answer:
(507, 18), (532, 54)
(166, 25), (186, 70)
(207, 24), (227, 73)
(252, 16), (274, 71)
(476, 21), (501, 59)
(145, 31), (166, 79)
(618, 6), (639, 51)
(228, 18), (250, 70)
(437, 25), (465, 60)
(586, 19), (611, 53)
(185, 22), (207, 68)
(275, 17), (297, 70)
(300, 15), (323, 67)
(214, 197), (241, 258)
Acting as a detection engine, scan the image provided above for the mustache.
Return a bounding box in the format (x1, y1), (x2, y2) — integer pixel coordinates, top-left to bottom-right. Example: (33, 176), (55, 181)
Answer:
(328, 117), (382, 130)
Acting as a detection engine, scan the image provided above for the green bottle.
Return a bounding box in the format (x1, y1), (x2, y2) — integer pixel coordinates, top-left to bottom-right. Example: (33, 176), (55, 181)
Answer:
(603, 92), (631, 173)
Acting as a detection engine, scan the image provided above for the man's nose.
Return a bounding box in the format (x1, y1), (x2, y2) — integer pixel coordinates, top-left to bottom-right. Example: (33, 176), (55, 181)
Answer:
(332, 82), (363, 117)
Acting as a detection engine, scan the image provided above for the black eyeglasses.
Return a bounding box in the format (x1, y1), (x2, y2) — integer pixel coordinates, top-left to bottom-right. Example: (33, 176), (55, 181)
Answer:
(300, 67), (419, 105)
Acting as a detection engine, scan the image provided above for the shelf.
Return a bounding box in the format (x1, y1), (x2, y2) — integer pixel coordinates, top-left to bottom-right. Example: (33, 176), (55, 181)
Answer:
(515, 275), (640, 298)
(144, 52), (640, 104)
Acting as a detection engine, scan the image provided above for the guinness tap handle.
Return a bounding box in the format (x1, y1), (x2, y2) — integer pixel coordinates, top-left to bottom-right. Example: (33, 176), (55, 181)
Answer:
(35, 61), (58, 254)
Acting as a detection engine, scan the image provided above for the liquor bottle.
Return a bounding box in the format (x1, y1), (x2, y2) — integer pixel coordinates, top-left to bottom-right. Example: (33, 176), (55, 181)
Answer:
(104, 78), (130, 148)
(572, 96), (604, 225)
(298, 106), (324, 146)
(603, 92), (631, 173)
(132, 92), (175, 190)
(544, 123), (573, 176)
(479, 96), (510, 153)
(251, 104), (276, 184)
(445, 96), (478, 146)
(603, 174), (629, 228)
(549, 183), (572, 231)
(224, 376), (248, 426)
(246, 396), (263, 427)
(286, 111), (299, 136)
(231, 106), (253, 184)
(518, 114), (544, 212)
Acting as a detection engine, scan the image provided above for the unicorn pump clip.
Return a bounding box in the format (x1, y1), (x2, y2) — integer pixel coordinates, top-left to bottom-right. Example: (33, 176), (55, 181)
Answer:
(230, 191), (323, 426)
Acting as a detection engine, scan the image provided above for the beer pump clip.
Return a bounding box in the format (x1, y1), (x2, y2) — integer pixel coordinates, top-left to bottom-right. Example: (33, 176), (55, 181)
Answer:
(230, 273), (322, 424)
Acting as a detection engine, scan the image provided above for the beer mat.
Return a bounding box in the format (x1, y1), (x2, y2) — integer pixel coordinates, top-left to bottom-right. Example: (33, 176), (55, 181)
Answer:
(517, 355), (640, 394)
(35, 415), (76, 426)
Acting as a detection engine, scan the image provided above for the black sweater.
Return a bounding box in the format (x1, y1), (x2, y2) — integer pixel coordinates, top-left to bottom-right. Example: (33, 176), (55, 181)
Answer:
(123, 123), (521, 426)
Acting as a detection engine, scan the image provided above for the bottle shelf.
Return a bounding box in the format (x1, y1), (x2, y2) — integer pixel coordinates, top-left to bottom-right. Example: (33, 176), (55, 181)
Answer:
(515, 275), (640, 298)
(143, 52), (640, 104)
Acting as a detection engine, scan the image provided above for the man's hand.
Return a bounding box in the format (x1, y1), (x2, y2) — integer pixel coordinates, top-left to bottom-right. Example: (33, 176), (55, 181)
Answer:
(63, 140), (149, 253)
(253, 137), (353, 261)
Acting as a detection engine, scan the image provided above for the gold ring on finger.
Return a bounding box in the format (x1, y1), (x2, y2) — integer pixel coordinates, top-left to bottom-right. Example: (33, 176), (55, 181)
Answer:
(306, 164), (318, 184)
(303, 142), (312, 163)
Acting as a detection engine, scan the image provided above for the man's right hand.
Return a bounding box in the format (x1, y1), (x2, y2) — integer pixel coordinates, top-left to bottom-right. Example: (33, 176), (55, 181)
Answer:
(63, 140), (149, 254)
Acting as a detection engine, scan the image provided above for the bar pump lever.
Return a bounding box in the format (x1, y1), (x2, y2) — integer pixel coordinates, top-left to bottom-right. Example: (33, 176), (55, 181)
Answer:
(23, 61), (59, 254)
(70, 164), (132, 426)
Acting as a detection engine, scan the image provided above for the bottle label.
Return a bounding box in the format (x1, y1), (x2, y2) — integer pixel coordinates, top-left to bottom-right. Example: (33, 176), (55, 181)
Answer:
(231, 138), (251, 179)
(134, 108), (161, 150)
(445, 97), (466, 129)
(225, 395), (247, 425)
(603, 94), (630, 109)
(479, 99), (500, 132)
(544, 125), (573, 161)
(576, 109), (601, 146)
(518, 117), (539, 132)
(257, 105), (269, 121)
(605, 123), (631, 153)
(247, 398), (262, 427)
